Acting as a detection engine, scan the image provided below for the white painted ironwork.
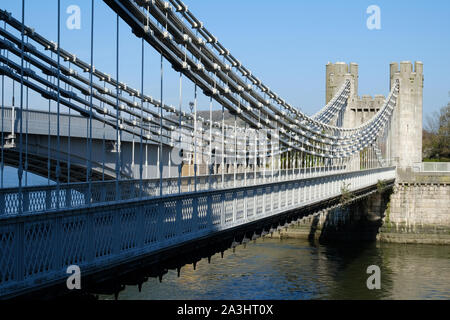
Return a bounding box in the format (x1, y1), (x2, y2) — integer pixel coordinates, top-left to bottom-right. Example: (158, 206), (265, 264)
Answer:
(0, 166), (395, 298)
(413, 162), (450, 172)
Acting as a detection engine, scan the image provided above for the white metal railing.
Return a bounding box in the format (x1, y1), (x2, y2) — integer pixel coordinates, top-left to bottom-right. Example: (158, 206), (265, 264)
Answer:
(413, 162), (450, 172)
(0, 166), (346, 216)
(0, 166), (395, 298)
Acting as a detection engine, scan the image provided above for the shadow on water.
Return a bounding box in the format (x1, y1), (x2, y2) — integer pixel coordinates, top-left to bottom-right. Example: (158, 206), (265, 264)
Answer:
(302, 190), (395, 299)
(318, 242), (392, 299)
(96, 237), (450, 300)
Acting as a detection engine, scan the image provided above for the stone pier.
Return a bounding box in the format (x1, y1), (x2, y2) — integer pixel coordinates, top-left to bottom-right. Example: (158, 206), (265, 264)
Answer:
(275, 187), (392, 243)
(377, 169), (450, 244)
(278, 170), (450, 245)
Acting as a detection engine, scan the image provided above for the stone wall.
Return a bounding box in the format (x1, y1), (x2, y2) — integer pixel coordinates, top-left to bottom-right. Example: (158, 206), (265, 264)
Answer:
(275, 188), (392, 243)
(377, 181), (450, 244)
(276, 172), (450, 245)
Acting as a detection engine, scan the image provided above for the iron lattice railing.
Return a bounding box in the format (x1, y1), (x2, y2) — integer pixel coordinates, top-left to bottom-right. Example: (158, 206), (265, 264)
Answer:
(0, 166), (395, 298)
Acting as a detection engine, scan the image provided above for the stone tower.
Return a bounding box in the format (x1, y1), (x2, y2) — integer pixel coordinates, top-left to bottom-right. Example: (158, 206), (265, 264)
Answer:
(325, 62), (358, 127)
(324, 61), (423, 168)
(325, 62), (358, 104)
(389, 61), (423, 168)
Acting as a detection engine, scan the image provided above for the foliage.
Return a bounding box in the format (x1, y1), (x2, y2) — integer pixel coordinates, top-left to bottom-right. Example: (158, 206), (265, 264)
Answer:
(340, 182), (353, 205)
(384, 201), (391, 229)
(377, 179), (386, 193)
(423, 103), (450, 161)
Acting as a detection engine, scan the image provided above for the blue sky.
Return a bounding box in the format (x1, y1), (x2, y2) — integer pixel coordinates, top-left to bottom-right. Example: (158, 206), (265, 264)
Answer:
(1, 0), (449, 118)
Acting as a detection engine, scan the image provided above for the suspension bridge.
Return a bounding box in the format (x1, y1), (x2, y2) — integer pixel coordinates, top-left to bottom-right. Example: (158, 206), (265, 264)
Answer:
(0, 0), (423, 299)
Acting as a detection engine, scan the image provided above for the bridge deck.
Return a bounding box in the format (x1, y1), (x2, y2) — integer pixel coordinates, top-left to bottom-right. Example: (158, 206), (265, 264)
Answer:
(0, 166), (395, 298)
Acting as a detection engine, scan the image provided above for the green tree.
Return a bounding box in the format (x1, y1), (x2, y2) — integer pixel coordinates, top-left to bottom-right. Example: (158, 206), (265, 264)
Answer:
(423, 103), (450, 161)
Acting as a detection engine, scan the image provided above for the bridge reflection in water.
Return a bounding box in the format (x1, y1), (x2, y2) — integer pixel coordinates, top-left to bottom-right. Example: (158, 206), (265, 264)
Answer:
(99, 239), (450, 300)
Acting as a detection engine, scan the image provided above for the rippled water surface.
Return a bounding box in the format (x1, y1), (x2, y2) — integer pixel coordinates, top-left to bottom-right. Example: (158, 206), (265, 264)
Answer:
(100, 238), (450, 300)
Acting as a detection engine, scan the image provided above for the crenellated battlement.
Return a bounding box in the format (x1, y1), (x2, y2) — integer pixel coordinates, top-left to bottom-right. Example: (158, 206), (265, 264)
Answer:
(352, 94), (385, 111)
(325, 61), (423, 168)
(390, 61), (423, 75)
(390, 61), (424, 90)
(325, 62), (358, 104)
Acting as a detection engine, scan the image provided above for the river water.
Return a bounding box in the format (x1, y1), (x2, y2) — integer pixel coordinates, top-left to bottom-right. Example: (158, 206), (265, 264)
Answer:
(99, 238), (450, 300)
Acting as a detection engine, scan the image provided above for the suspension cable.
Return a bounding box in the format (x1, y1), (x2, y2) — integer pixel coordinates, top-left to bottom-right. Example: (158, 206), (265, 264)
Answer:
(87, 0), (94, 203)
(1, 20), (4, 188)
(24, 29), (29, 187)
(56, 0), (61, 207)
(139, 37), (144, 198)
(159, 52), (163, 196)
(115, 14), (120, 200)
(18, 0), (25, 213)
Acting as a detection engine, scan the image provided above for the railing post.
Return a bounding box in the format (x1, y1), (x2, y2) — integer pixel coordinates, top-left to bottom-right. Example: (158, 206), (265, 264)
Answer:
(113, 207), (120, 255)
(207, 193), (213, 230)
(156, 201), (164, 247)
(137, 204), (144, 249)
(208, 164), (212, 191)
(23, 189), (29, 214)
(175, 198), (183, 237)
(65, 186), (72, 209)
(232, 191), (236, 223)
(278, 184), (281, 209)
(308, 180), (312, 201)
(192, 196), (199, 233)
(101, 183), (106, 202)
(328, 176), (332, 196)
(87, 209), (95, 263)
(298, 181), (302, 204)
(262, 188), (266, 215)
(83, 185), (89, 207)
(178, 164), (182, 194)
(15, 221), (24, 283)
(0, 192), (4, 215)
(220, 193), (225, 228)
(46, 188), (51, 211)
(293, 184), (296, 206)
(53, 215), (62, 272)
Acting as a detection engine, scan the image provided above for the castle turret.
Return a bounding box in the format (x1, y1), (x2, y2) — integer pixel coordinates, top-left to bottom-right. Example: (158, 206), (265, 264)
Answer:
(326, 62), (356, 104)
(389, 61), (423, 168)
(325, 62), (359, 127)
